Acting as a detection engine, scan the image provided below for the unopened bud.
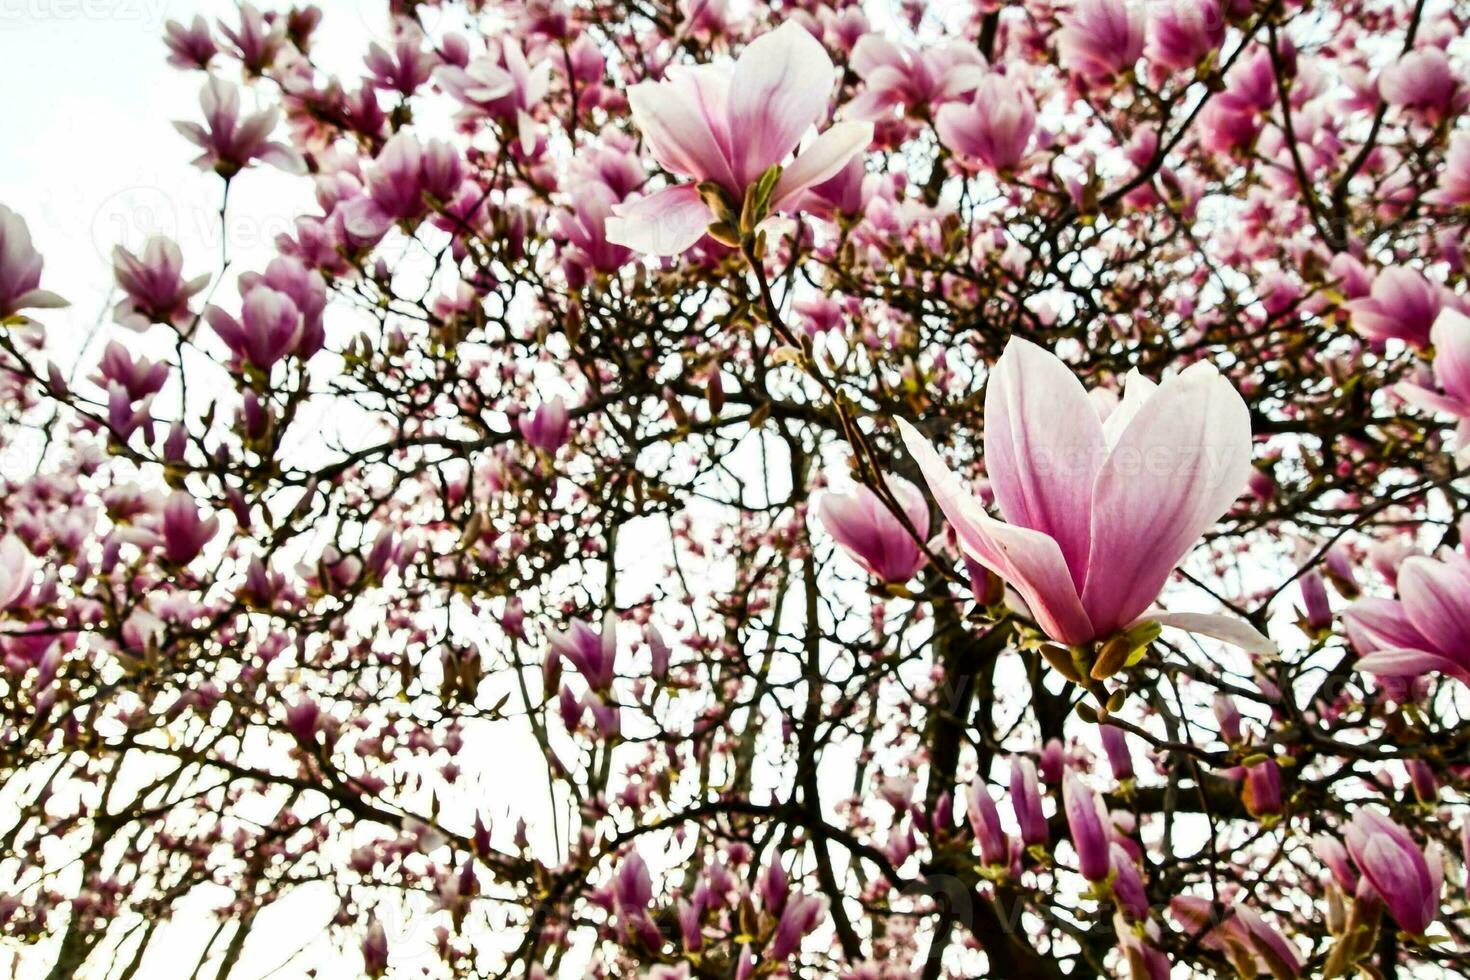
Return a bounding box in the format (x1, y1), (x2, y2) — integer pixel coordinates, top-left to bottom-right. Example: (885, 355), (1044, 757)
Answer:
(706, 221), (741, 248)
(1041, 644), (1083, 683)
(1091, 635), (1132, 680)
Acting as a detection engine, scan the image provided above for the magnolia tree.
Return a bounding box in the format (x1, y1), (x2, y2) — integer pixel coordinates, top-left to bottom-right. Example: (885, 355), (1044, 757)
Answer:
(3, 0), (1470, 977)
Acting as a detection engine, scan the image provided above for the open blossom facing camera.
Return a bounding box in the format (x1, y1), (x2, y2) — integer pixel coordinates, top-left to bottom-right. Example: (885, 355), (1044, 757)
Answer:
(604, 22), (874, 255)
(816, 477), (929, 585)
(898, 337), (1267, 652)
(935, 74), (1036, 172)
(844, 34), (987, 121)
(112, 236), (209, 332)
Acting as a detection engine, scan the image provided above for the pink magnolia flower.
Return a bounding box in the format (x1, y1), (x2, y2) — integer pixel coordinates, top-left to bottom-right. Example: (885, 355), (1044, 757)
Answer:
(966, 781), (1009, 865)
(1345, 550), (1470, 684)
(1170, 897), (1301, 978)
(163, 15), (218, 70)
(112, 236), (209, 331)
(284, 698), (321, 743)
(1243, 759), (1282, 818)
(815, 477), (929, 585)
(0, 536), (34, 610)
(1100, 724), (1134, 782)
(935, 74), (1037, 173)
(1378, 47), (1466, 125)
(365, 29), (439, 97)
(238, 256), (327, 359)
(361, 920), (388, 977)
(435, 38), (551, 154)
(796, 155), (870, 221)
(605, 23), (874, 256)
(1062, 771), (1111, 882)
(1397, 309), (1470, 421)
(897, 338), (1268, 651)
(1116, 917), (1171, 980)
(1009, 756), (1047, 847)
(0, 206), (66, 321)
(793, 294), (845, 335)
(549, 615), (617, 691)
(205, 287), (304, 370)
(844, 34), (986, 121)
(770, 893), (826, 960)
(93, 342), (169, 402)
(1299, 565), (1332, 630)
(1426, 131), (1470, 207)
(1199, 98), (1263, 156)
(1346, 266), (1444, 348)
(520, 396), (571, 453)
(552, 183), (633, 282)
(218, 2), (286, 76)
(161, 491), (220, 566)
(1058, 0), (1147, 83)
(174, 77), (305, 179)
(610, 851), (662, 950)
(341, 132), (466, 241)
(1345, 809), (1443, 935)
(1110, 845), (1149, 921)
(1147, 0), (1224, 72)
(679, 0), (732, 36)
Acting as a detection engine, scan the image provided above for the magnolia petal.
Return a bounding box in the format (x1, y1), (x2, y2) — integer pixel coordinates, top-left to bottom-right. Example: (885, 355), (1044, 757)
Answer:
(1100, 369), (1157, 447)
(259, 144), (307, 175)
(1343, 596), (1429, 653)
(728, 21), (835, 185)
(983, 336), (1105, 586)
(1081, 360), (1253, 634)
(627, 73), (738, 192)
(772, 122), (874, 211)
(1395, 382), (1470, 418)
(604, 185), (713, 256)
(850, 34), (906, 77)
(1356, 647), (1468, 681)
(1431, 308), (1470, 405)
(1138, 611), (1276, 654)
(11, 288), (68, 310)
(517, 108), (538, 156)
(1396, 556), (1470, 668)
(896, 418), (1094, 644)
